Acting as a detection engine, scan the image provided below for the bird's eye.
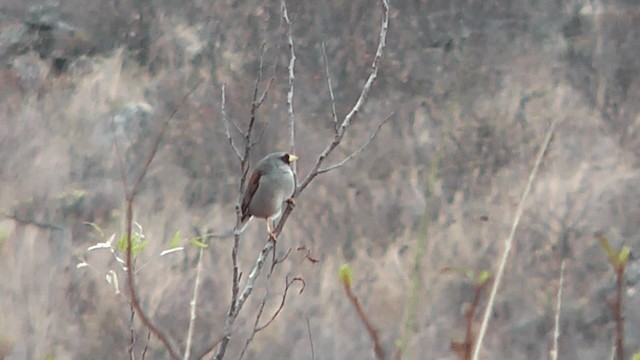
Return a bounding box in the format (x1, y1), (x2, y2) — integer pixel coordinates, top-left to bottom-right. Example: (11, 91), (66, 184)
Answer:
(282, 154), (290, 163)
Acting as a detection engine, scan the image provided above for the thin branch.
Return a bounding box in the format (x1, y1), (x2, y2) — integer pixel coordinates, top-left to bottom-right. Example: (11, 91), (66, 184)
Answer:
(317, 113), (392, 175)
(255, 276), (305, 331)
(128, 79), (203, 200)
(613, 258), (626, 360)
(238, 286), (269, 360)
(296, 0), (389, 195)
(343, 278), (385, 360)
(307, 317), (315, 360)
(238, 276), (304, 359)
(321, 41), (339, 134)
(141, 331), (151, 360)
(214, 240), (276, 360)
(550, 260), (566, 360)
(125, 202), (180, 359)
(221, 84), (242, 161)
(183, 247), (205, 360)
(337, 0), (388, 136)
(212, 44), (275, 360)
(213, 1), (390, 358)
(269, 246), (293, 275)
(472, 118), (559, 360)
(129, 303), (136, 360)
(282, 0), (296, 154)
(121, 80), (202, 360)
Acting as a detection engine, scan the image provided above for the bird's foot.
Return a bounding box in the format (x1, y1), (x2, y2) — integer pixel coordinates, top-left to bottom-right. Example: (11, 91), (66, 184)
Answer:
(286, 197), (296, 208)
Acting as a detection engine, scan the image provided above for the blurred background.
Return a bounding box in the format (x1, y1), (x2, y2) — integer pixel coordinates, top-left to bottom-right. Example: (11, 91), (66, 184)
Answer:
(0, 0), (638, 359)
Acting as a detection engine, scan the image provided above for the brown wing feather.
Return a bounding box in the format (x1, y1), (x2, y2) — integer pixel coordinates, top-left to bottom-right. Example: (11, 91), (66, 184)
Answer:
(241, 169), (262, 222)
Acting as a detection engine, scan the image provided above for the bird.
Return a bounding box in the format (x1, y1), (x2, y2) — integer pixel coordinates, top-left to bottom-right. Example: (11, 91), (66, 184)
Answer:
(239, 151), (298, 238)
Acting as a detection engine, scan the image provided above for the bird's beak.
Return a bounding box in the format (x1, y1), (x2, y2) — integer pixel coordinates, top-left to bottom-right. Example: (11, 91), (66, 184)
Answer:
(288, 154), (299, 162)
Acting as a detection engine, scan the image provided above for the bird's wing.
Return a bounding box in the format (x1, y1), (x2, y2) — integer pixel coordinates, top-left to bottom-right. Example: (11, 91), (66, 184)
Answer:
(241, 168), (262, 221)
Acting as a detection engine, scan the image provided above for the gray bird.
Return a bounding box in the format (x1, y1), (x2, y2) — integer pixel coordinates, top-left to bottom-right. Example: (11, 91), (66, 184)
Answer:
(240, 152), (298, 237)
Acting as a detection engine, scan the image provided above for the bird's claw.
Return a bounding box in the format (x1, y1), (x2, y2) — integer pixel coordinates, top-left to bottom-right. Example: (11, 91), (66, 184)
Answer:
(286, 197), (296, 208)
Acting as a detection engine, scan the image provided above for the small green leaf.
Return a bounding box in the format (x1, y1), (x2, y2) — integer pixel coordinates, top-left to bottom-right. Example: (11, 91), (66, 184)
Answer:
(339, 264), (353, 288)
(190, 238), (208, 249)
(631, 352), (640, 360)
(477, 270), (491, 286)
(169, 231), (181, 249)
(597, 233), (618, 265)
(132, 239), (148, 255)
(117, 233), (128, 251)
(619, 246), (630, 266)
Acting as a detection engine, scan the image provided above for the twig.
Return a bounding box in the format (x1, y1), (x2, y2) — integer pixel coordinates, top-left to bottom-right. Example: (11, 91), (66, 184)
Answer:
(119, 80), (202, 360)
(282, 0), (296, 154)
(550, 260), (566, 360)
(472, 117), (558, 360)
(269, 247), (293, 275)
(141, 331), (151, 360)
(317, 113), (393, 175)
(613, 264), (625, 360)
(307, 317), (315, 360)
(221, 84), (242, 161)
(343, 278), (385, 360)
(212, 44), (274, 360)
(214, 240), (276, 360)
(213, 0), (390, 357)
(183, 247), (205, 360)
(321, 41), (339, 133)
(255, 276), (305, 331)
(129, 303), (136, 360)
(238, 276), (304, 359)
(296, 0), (389, 195)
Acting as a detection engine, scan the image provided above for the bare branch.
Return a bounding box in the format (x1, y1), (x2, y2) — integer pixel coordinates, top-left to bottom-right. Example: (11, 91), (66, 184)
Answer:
(255, 276), (304, 332)
(128, 303), (136, 360)
(473, 117), (559, 360)
(221, 85), (243, 161)
(337, 0), (389, 136)
(120, 80), (202, 360)
(129, 79), (203, 200)
(307, 318), (315, 360)
(282, 0), (296, 153)
(343, 276), (385, 360)
(317, 113), (392, 175)
(297, 0), (389, 194)
(238, 275), (304, 359)
(213, 1), (390, 358)
(550, 260), (566, 360)
(141, 331), (151, 360)
(183, 246), (205, 360)
(322, 41), (339, 134)
(214, 240), (276, 360)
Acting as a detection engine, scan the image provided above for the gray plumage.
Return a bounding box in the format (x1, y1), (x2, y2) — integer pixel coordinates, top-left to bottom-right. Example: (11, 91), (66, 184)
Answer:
(240, 152), (297, 235)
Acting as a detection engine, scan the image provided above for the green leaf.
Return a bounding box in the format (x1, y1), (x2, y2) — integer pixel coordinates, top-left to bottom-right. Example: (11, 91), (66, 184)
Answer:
(190, 238), (208, 249)
(169, 231), (181, 249)
(631, 352), (640, 360)
(619, 246), (631, 266)
(597, 233), (618, 265)
(477, 270), (492, 286)
(117, 233), (128, 252)
(132, 239), (148, 255)
(339, 264), (353, 288)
